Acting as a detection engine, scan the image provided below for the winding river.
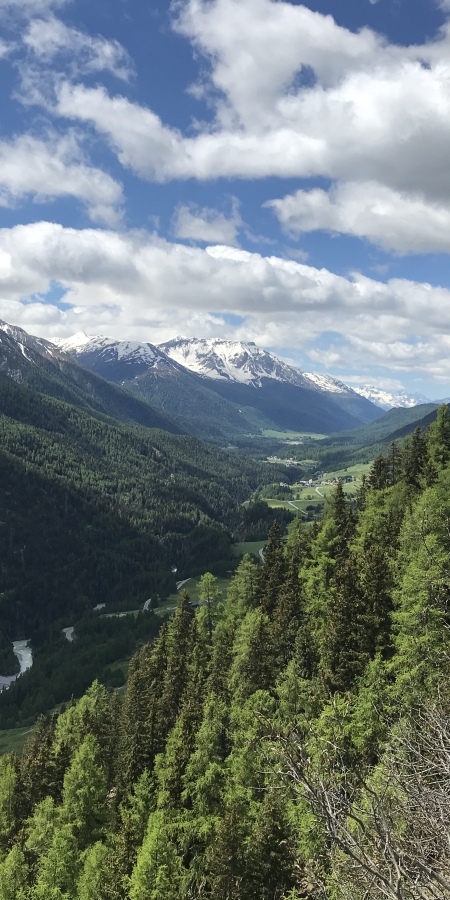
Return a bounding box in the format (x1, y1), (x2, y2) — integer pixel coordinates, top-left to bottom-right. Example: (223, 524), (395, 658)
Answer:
(0, 640), (33, 690)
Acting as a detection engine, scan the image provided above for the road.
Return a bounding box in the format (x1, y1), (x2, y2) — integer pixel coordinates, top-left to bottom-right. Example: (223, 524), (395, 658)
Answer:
(315, 487), (325, 497)
(288, 501), (307, 516)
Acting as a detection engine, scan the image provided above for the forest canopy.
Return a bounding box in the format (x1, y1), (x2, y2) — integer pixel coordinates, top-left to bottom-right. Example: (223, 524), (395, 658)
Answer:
(1, 407), (450, 898)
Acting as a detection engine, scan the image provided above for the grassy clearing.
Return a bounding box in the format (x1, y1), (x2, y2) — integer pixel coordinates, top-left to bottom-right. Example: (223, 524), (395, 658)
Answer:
(262, 430), (327, 440)
(231, 540), (266, 557)
(0, 725), (33, 756)
(321, 462), (373, 480)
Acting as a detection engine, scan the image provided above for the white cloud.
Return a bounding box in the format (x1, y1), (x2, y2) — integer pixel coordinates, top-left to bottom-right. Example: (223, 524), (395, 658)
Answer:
(0, 133), (122, 225)
(0, 0), (67, 13)
(23, 0), (449, 254)
(1, 221), (450, 378)
(266, 182), (450, 254)
(23, 15), (133, 80)
(173, 201), (242, 245)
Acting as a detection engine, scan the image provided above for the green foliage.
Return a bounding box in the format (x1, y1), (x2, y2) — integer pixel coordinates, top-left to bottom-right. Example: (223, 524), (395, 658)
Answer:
(0, 377), (275, 640)
(2, 407), (450, 898)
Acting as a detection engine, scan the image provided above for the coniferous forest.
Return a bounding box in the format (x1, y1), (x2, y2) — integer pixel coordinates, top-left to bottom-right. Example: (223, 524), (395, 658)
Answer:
(1, 406), (450, 898)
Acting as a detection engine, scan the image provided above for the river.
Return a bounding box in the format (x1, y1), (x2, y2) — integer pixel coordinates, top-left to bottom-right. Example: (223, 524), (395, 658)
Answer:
(0, 640), (33, 690)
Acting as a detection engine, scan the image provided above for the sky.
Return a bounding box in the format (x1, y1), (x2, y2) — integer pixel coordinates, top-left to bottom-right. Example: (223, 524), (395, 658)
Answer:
(0, 0), (450, 396)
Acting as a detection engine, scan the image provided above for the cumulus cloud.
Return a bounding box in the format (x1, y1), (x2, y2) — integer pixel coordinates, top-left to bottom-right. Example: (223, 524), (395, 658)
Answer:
(0, 133), (122, 225)
(32, 0), (450, 256)
(173, 201), (242, 245)
(1, 221), (450, 378)
(266, 182), (450, 254)
(23, 15), (133, 80)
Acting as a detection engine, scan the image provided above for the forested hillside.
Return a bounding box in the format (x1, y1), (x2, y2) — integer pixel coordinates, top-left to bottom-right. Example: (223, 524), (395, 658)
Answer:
(0, 377), (286, 638)
(1, 408), (450, 898)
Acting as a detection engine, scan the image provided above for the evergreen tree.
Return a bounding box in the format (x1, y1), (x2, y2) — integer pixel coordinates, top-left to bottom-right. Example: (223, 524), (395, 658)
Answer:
(0, 845), (28, 900)
(32, 822), (79, 900)
(0, 755), (18, 850)
(198, 572), (221, 642)
(229, 609), (276, 703)
(19, 713), (59, 818)
(426, 403), (450, 481)
(319, 555), (370, 694)
(129, 810), (184, 900)
(62, 734), (107, 849)
(402, 426), (426, 488)
(225, 553), (260, 619)
(118, 629), (167, 798)
(156, 591), (195, 740)
(76, 841), (109, 900)
(272, 537), (304, 667)
(258, 521), (286, 617)
(368, 455), (389, 491)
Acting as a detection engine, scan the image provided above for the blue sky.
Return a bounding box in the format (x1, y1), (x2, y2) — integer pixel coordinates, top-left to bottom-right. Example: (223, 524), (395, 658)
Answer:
(0, 0), (450, 397)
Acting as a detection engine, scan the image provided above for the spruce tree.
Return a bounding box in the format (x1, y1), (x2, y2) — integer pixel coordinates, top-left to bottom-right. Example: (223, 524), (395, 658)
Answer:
(118, 628), (167, 798)
(368, 455), (389, 491)
(426, 403), (450, 481)
(62, 734), (107, 850)
(258, 521), (286, 618)
(229, 609), (276, 703)
(156, 591), (195, 740)
(225, 553), (260, 619)
(272, 538), (304, 667)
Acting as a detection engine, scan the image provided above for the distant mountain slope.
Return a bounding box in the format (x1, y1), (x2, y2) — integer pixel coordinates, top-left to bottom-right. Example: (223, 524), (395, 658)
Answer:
(320, 402), (440, 448)
(55, 331), (381, 438)
(0, 322), (182, 433)
(352, 384), (432, 410)
(160, 336), (382, 429)
(307, 402), (443, 472)
(55, 332), (272, 441)
(0, 377), (278, 637)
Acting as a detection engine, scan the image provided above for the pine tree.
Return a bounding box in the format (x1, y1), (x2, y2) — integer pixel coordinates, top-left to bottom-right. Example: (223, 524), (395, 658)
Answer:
(402, 426), (426, 488)
(319, 555), (370, 694)
(225, 554), (260, 619)
(62, 733), (107, 850)
(19, 713), (58, 818)
(0, 845), (28, 900)
(129, 810), (184, 900)
(426, 404), (450, 481)
(118, 628), (167, 798)
(368, 455), (389, 491)
(272, 537), (304, 667)
(198, 572), (221, 642)
(258, 521), (286, 618)
(229, 608), (276, 703)
(32, 822), (79, 900)
(76, 842), (109, 900)
(156, 591), (195, 740)
(0, 755), (18, 850)
(245, 791), (298, 899)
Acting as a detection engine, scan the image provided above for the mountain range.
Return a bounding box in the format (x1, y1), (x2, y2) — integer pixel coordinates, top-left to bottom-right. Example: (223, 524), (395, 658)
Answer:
(351, 384), (433, 410)
(0, 320), (438, 441)
(54, 332), (383, 439)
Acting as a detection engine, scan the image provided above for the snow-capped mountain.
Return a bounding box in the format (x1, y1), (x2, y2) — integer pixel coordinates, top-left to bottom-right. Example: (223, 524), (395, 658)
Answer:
(160, 337), (358, 397)
(0, 319), (64, 360)
(351, 385), (432, 411)
(55, 333), (180, 384)
(50, 330), (384, 436)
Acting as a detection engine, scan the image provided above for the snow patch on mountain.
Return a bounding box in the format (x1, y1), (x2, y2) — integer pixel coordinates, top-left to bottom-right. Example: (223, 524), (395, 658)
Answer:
(352, 385), (432, 410)
(160, 337), (358, 396)
(56, 334), (167, 366)
(0, 320), (62, 359)
(302, 372), (352, 394)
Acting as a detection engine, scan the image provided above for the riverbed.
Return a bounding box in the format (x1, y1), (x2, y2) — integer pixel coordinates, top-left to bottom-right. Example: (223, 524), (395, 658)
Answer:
(0, 640), (33, 690)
